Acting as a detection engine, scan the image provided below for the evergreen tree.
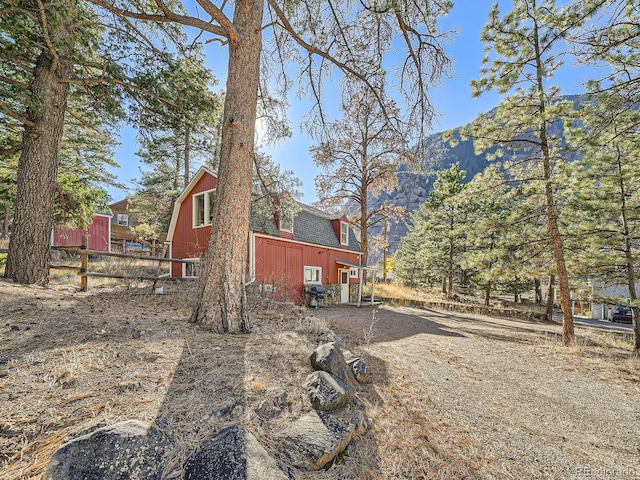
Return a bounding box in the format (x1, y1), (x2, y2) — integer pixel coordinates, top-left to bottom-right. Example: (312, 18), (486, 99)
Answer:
(404, 164), (469, 299)
(471, 0), (588, 345)
(566, 99), (640, 353)
(570, 0), (640, 353)
(0, 0), (180, 284)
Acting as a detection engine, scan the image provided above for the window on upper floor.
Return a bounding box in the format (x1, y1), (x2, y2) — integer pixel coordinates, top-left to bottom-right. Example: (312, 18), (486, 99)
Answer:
(280, 209), (294, 233)
(117, 214), (129, 226)
(340, 221), (349, 246)
(193, 189), (216, 228)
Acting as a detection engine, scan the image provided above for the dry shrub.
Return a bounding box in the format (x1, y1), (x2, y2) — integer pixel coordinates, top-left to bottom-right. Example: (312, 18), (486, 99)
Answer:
(295, 315), (328, 335)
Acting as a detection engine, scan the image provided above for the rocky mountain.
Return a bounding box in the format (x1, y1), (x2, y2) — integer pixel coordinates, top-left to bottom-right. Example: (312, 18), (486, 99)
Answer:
(358, 133), (489, 266)
(356, 95), (582, 266)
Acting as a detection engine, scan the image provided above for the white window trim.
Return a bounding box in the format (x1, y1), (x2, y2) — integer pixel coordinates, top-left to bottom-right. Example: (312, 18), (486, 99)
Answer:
(349, 268), (359, 278)
(304, 266), (322, 285)
(117, 214), (129, 226)
(280, 210), (294, 233)
(182, 258), (200, 278)
(340, 221), (349, 246)
(192, 188), (216, 228)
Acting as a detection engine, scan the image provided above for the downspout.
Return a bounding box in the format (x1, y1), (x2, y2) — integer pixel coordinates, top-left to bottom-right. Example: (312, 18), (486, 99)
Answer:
(245, 231), (256, 286)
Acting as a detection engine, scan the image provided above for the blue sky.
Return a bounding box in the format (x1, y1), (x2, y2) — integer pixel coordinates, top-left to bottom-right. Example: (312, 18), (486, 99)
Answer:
(107, 1), (591, 204)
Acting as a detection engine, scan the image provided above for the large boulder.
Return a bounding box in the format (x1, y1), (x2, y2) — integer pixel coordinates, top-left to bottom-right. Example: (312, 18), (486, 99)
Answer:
(43, 420), (171, 480)
(305, 371), (353, 411)
(184, 425), (292, 480)
(277, 410), (361, 470)
(309, 342), (356, 386)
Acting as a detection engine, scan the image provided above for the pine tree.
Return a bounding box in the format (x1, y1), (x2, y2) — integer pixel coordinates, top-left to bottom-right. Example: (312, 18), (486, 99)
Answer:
(471, 0), (588, 345)
(566, 99), (640, 353)
(311, 87), (409, 267)
(0, 0), (180, 284)
(403, 164), (469, 299)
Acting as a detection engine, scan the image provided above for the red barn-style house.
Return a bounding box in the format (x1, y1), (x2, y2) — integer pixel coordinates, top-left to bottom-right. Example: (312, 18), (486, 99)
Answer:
(51, 212), (112, 252)
(167, 167), (364, 305)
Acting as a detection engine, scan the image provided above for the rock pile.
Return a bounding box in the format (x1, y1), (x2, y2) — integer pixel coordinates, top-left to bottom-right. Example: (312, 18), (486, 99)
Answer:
(44, 340), (371, 479)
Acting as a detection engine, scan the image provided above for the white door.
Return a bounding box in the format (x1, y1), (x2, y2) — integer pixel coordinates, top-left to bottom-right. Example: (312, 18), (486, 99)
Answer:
(339, 269), (349, 303)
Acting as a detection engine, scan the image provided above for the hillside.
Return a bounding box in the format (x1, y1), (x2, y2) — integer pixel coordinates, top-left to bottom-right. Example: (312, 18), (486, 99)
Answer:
(359, 95), (581, 266)
(355, 130), (491, 266)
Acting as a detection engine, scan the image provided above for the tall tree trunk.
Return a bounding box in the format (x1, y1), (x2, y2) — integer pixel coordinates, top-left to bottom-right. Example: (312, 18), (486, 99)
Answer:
(615, 149), (640, 354)
(360, 185), (368, 267)
(533, 14), (573, 345)
(382, 216), (388, 282)
(546, 274), (555, 322)
(5, 49), (71, 285)
(534, 278), (542, 304)
(447, 237), (454, 299)
(1, 208), (8, 239)
(190, 0), (263, 333)
(184, 123), (191, 187)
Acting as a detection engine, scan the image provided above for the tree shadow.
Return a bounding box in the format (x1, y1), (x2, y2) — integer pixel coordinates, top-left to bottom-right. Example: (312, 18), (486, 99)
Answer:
(0, 282), (386, 478)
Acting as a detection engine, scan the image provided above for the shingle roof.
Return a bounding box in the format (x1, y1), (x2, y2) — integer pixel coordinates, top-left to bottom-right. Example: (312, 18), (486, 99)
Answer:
(249, 200), (361, 253)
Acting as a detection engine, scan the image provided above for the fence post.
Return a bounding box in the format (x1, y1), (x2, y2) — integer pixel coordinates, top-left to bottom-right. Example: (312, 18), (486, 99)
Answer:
(80, 235), (88, 292)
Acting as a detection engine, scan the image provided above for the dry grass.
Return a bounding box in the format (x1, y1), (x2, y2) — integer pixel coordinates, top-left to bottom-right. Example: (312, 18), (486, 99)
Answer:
(372, 283), (437, 302)
(2, 278), (639, 480)
(0, 280), (377, 480)
(313, 304), (640, 479)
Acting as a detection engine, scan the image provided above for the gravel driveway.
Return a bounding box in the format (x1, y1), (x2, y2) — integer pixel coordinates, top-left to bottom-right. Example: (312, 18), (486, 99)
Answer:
(313, 304), (640, 479)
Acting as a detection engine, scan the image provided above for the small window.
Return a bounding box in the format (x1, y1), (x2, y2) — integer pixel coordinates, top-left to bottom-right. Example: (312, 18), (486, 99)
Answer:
(117, 214), (129, 226)
(349, 268), (359, 278)
(340, 221), (349, 246)
(183, 258), (200, 278)
(193, 189), (216, 228)
(304, 266), (322, 284)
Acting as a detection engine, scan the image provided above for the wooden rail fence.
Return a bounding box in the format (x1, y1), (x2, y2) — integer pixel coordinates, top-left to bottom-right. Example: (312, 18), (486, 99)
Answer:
(50, 235), (197, 292)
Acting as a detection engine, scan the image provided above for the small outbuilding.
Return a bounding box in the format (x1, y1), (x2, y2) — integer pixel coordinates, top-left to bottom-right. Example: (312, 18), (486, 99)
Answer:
(51, 212), (112, 252)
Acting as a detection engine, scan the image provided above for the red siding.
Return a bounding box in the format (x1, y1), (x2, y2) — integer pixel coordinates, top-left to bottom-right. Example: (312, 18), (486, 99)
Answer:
(255, 234), (361, 291)
(170, 173), (217, 277)
(52, 215), (111, 252)
(169, 169), (362, 305)
(254, 238), (303, 303)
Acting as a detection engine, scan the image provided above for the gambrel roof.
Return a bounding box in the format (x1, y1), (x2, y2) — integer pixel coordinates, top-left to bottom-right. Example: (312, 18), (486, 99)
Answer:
(168, 166), (361, 254)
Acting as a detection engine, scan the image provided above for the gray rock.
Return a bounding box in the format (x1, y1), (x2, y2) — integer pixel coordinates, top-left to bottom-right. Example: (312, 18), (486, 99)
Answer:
(309, 342), (356, 386)
(184, 425), (292, 480)
(43, 420), (171, 480)
(348, 358), (370, 384)
(215, 396), (241, 418)
(277, 410), (357, 470)
(305, 371), (353, 411)
(315, 329), (345, 346)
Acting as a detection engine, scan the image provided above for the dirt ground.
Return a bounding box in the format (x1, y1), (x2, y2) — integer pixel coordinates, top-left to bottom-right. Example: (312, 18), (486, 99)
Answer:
(313, 304), (640, 479)
(1, 279), (639, 479)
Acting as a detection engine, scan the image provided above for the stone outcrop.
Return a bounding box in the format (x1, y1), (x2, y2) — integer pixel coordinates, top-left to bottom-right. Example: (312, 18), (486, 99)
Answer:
(309, 342), (356, 386)
(43, 330), (373, 478)
(43, 420), (171, 480)
(184, 425), (292, 480)
(305, 370), (354, 411)
(277, 410), (362, 470)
